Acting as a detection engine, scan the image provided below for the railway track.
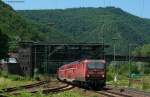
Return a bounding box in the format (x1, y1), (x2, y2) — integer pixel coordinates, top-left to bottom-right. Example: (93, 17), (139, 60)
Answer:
(12, 84), (74, 95)
(76, 84), (150, 97)
(123, 88), (150, 97)
(99, 89), (132, 97)
(97, 91), (131, 97)
(61, 82), (133, 97)
(102, 85), (150, 97)
(59, 82), (144, 97)
(1, 80), (150, 97)
(86, 87), (131, 97)
(0, 81), (74, 97)
(1, 80), (49, 93)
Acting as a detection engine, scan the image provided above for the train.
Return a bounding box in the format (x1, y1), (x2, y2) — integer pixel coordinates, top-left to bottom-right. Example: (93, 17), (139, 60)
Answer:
(57, 59), (106, 90)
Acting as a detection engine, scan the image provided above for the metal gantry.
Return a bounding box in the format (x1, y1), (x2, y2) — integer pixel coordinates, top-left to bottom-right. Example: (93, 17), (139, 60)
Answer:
(19, 42), (108, 76)
(18, 42), (150, 77)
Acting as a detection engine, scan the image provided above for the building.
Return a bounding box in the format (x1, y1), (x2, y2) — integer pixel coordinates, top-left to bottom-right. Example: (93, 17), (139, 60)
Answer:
(0, 58), (23, 75)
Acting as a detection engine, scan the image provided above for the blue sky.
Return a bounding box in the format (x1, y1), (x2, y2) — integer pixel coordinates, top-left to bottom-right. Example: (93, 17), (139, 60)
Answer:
(3, 0), (150, 19)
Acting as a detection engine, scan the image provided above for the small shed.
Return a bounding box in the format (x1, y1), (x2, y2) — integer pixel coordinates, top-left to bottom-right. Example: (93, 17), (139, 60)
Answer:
(1, 58), (23, 75)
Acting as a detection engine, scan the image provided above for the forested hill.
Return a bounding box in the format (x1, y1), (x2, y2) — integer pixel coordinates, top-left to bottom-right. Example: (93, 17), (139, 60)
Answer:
(18, 7), (150, 54)
(0, 0), (72, 50)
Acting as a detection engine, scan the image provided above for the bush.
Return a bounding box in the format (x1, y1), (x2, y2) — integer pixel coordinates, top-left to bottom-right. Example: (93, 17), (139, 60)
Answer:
(8, 75), (25, 81)
(106, 72), (114, 81)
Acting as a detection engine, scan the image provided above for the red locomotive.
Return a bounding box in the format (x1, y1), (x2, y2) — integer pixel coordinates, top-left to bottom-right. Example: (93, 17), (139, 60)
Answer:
(57, 59), (106, 90)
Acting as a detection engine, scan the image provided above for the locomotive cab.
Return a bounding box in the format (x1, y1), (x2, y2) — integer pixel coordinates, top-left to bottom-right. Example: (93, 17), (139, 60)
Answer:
(84, 60), (106, 89)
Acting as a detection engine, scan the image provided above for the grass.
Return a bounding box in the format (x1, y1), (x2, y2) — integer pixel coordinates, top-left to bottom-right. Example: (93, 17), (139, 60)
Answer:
(0, 71), (93, 97)
(107, 74), (150, 92)
(0, 77), (35, 89)
(5, 90), (95, 97)
(0, 87), (102, 97)
(0, 70), (35, 89)
(0, 69), (149, 97)
(107, 64), (150, 92)
(131, 75), (150, 92)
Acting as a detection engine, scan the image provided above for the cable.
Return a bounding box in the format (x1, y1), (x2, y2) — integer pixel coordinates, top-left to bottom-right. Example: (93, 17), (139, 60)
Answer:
(103, 0), (105, 7)
(101, 0), (106, 60)
(109, 0), (111, 6)
(141, 0), (144, 17)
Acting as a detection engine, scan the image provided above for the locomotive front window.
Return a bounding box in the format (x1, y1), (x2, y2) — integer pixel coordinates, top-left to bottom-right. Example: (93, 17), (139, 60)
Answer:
(87, 62), (104, 69)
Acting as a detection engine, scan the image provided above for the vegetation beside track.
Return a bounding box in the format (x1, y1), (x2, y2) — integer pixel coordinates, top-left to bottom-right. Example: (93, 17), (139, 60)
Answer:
(4, 90), (99, 97)
(107, 62), (150, 92)
(0, 71), (35, 89)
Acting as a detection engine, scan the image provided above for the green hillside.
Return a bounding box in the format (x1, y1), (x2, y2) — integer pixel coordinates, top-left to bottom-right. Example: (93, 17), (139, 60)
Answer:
(18, 7), (150, 54)
(0, 0), (72, 51)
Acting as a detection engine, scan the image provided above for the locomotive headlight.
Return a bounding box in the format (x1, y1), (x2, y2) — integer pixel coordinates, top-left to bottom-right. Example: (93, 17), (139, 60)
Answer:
(87, 74), (90, 77)
(102, 74), (105, 77)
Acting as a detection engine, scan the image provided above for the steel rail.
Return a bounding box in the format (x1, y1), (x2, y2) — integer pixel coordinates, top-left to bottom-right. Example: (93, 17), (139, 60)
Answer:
(1, 80), (49, 93)
(12, 84), (74, 95)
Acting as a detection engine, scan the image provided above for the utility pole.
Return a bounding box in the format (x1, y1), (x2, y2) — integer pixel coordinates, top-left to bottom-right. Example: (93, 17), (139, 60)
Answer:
(100, 19), (105, 59)
(34, 46), (37, 78)
(112, 38), (119, 83)
(46, 45), (48, 74)
(128, 43), (137, 87)
(101, 25), (105, 59)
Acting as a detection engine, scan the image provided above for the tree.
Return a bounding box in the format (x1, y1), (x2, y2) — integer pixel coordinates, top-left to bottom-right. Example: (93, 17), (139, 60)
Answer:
(133, 44), (150, 74)
(0, 29), (9, 59)
(133, 44), (150, 57)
